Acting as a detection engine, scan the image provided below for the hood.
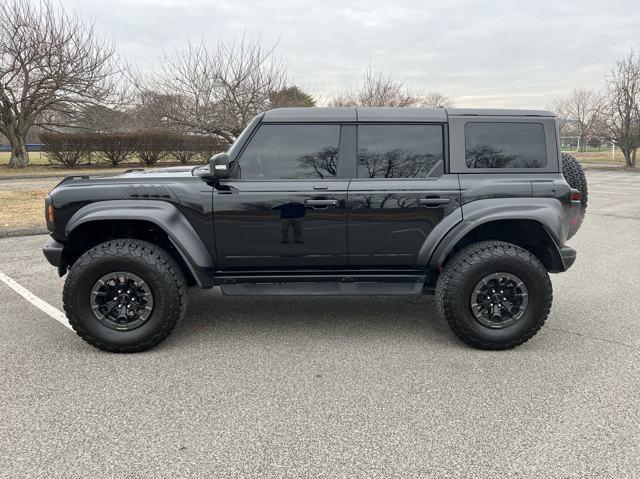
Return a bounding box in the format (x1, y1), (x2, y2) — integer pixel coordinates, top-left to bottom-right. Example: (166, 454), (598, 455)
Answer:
(115, 166), (196, 178)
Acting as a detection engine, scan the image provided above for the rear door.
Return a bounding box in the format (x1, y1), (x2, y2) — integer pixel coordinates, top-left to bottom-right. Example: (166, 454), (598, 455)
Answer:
(213, 123), (350, 269)
(347, 123), (461, 267)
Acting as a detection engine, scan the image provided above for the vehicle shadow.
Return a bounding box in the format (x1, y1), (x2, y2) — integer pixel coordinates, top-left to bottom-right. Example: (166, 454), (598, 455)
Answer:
(166, 287), (457, 349)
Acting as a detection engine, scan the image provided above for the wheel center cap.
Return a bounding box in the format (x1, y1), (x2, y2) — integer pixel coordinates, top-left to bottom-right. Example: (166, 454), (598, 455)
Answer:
(118, 293), (130, 303)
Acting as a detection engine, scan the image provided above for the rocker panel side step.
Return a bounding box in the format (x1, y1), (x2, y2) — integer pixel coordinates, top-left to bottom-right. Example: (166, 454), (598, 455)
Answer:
(220, 281), (424, 296)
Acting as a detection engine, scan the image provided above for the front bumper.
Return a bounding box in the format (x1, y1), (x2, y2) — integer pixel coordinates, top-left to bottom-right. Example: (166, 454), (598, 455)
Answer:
(43, 238), (66, 275)
(559, 245), (577, 271)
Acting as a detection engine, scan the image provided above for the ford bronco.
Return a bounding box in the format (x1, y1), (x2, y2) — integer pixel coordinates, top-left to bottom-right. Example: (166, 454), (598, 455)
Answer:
(42, 107), (588, 352)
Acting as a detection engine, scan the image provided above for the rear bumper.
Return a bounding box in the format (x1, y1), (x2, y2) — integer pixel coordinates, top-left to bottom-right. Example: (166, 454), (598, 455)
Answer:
(559, 245), (577, 271)
(43, 238), (66, 275)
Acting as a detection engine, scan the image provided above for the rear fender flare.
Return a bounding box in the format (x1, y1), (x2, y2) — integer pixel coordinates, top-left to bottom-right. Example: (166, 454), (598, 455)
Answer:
(421, 198), (569, 270)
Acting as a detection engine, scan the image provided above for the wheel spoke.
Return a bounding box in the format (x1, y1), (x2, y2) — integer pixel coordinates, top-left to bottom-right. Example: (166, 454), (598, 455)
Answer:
(470, 272), (529, 329)
(89, 272), (153, 331)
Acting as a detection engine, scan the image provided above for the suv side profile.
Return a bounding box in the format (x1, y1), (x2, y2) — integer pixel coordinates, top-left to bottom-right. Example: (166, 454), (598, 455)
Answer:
(42, 107), (587, 352)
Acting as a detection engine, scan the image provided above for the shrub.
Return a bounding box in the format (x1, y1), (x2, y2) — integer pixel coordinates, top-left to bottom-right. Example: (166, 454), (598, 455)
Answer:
(194, 136), (229, 163)
(166, 132), (198, 165)
(88, 132), (137, 167)
(40, 132), (91, 167)
(134, 130), (171, 166)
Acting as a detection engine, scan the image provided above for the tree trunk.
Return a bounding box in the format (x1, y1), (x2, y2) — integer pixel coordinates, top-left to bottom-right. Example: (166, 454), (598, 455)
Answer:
(7, 135), (29, 168)
(632, 148), (638, 168)
(622, 147), (634, 167)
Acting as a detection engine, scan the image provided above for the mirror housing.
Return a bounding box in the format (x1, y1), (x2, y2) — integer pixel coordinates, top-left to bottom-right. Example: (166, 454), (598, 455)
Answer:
(209, 152), (231, 180)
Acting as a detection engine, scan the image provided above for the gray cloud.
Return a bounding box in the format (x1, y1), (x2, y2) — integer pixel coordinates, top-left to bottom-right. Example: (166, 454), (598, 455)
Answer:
(63, 0), (640, 108)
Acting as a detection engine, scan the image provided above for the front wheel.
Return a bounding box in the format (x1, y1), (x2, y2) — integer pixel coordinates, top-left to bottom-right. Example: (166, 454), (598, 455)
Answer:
(63, 239), (186, 353)
(436, 241), (552, 350)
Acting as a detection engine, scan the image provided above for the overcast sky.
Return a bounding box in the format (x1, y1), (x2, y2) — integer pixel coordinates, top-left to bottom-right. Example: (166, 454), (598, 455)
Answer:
(62, 0), (640, 108)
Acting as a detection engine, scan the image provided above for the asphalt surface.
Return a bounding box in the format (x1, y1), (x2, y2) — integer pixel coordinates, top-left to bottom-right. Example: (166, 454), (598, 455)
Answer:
(1, 170), (639, 478)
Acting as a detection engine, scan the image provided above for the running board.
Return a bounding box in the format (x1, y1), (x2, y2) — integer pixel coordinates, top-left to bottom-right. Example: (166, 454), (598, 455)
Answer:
(216, 273), (427, 296)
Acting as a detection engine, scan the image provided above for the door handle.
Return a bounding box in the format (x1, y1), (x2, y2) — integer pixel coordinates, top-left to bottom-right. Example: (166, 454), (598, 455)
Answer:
(305, 199), (338, 208)
(312, 185), (328, 190)
(418, 197), (451, 207)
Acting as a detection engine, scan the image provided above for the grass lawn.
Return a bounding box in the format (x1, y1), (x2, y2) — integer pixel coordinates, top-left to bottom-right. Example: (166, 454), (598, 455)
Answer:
(0, 188), (48, 230)
(566, 149), (626, 165)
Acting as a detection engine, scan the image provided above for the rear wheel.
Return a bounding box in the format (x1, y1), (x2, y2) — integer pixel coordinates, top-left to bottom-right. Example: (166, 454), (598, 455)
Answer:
(436, 241), (552, 350)
(63, 239), (186, 353)
(561, 152), (588, 236)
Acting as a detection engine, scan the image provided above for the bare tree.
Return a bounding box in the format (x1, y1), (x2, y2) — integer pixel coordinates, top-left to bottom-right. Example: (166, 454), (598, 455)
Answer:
(0, 0), (121, 167)
(420, 92), (454, 108)
(331, 68), (452, 109)
(150, 36), (286, 143)
(331, 68), (421, 107)
(550, 89), (605, 151)
(605, 51), (640, 167)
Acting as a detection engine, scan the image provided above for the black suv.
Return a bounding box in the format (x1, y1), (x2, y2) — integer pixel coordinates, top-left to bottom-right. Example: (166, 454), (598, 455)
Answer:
(42, 107), (587, 352)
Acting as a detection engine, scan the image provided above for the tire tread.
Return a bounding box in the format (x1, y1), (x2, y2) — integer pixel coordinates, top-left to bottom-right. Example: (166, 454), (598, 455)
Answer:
(62, 239), (185, 353)
(436, 240), (552, 350)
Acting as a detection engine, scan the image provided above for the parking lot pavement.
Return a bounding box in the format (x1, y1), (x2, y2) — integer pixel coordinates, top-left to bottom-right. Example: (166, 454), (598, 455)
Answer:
(1, 170), (639, 478)
(584, 169), (640, 219)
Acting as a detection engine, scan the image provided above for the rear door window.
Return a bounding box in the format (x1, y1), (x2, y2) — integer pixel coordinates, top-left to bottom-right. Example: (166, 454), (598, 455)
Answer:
(465, 122), (547, 168)
(357, 124), (444, 178)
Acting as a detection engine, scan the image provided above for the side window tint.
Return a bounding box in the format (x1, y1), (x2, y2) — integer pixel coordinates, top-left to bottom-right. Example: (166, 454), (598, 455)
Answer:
(465, 122), (547, 168)
(238, 124), (340, 179)
(357, 124), (444, 178)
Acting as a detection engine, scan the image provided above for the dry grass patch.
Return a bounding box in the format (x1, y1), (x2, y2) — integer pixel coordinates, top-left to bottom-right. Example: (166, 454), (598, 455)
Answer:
(0, 189), (48, 230)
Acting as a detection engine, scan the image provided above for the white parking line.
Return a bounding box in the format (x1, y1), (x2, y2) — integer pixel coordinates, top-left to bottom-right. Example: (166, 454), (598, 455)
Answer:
(0, 271), (72, 330)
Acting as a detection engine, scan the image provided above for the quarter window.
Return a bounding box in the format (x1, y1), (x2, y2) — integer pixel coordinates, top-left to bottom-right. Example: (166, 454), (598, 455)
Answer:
(465, 122), (547, 169)
(357, 124), (444, 178)
(238, 124), (340, 179)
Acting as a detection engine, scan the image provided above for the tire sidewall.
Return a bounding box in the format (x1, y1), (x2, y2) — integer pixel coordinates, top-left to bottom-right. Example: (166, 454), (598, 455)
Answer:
(67, 254), (177, 349)
(447, 253), (550, 344)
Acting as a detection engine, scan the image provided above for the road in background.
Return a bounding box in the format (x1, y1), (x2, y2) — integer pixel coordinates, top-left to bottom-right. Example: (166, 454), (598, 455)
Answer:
(0, 171), (639, 478)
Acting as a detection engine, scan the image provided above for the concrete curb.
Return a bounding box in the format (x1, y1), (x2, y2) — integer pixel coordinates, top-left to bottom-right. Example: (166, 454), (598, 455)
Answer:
(0, 227), (48, 238)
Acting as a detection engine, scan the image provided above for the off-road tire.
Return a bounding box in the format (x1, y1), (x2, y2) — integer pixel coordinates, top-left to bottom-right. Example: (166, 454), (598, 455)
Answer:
(561, 152), (588, 236)
(436, 240), (552, 350)
(63, 239), (186, 353)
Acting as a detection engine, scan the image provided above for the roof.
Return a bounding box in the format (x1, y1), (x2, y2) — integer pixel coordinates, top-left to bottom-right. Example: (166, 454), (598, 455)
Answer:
(262, 107), (554, 123)
(446, 108), (555, 117)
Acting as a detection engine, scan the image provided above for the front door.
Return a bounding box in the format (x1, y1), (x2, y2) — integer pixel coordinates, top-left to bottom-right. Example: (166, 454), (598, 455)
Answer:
(348, 123), (461, 267)
(213, 123), (349, 269)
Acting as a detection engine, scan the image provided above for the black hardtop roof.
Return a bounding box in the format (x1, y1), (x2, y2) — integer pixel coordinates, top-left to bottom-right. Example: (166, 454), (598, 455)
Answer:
(262, 107), (555, 123)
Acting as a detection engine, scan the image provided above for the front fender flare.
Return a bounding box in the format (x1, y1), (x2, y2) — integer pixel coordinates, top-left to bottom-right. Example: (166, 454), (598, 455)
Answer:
(66, 200), (216, 287)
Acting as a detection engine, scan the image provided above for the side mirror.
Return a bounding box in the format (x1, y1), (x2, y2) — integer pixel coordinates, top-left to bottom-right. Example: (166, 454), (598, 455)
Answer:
(209, 153), (231, 180)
